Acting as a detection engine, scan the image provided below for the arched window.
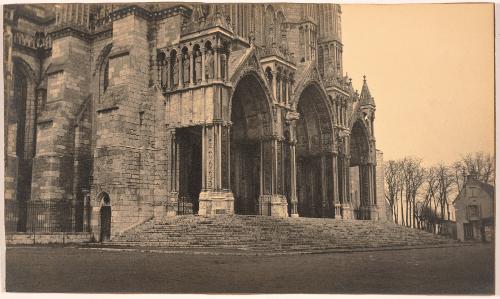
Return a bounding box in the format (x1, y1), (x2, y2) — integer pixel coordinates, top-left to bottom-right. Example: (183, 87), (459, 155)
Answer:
(157, 51), (167, 87)
(265, 5), (275, 45)
(103, 60), (109, 92)
(13, 66), (28, 159)
(276, 11), (285, 49)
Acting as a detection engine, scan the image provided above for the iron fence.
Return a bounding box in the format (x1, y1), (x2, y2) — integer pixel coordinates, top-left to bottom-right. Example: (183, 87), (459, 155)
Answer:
(178, 196), (194, 215)
(5, 200), (19, 233)
(4, 199), (91, 233)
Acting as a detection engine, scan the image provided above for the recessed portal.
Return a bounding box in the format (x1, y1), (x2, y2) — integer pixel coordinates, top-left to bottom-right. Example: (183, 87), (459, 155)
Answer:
(177, 127), (202, 215)
(231, 142), (260, 215)
(295, 85), (334, 218)
(350, 120), (371, 219)
(230, 74), (272, 215)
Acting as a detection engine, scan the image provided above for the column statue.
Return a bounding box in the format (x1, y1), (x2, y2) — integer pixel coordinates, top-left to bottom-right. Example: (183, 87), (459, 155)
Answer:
(172, 57), (179, 86)
(220, 51), (227, 80)
(205, 49), (214, 79)
(194, 50), (202, 83)
(183, 53), (190, 84)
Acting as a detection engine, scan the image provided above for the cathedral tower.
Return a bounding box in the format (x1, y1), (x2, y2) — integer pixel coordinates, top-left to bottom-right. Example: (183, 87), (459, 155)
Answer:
(317, 4), (343, 85)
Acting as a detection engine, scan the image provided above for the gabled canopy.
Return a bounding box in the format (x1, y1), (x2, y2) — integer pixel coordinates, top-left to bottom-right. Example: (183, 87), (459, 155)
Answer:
(360, 75), (375, 107)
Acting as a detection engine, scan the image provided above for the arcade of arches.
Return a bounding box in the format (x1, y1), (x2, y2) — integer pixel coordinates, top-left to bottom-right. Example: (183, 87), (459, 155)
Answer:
(164, 70), (380, 220)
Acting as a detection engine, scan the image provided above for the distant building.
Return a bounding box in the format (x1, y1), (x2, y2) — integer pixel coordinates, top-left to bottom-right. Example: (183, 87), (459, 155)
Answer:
(453, 175), (494, 242)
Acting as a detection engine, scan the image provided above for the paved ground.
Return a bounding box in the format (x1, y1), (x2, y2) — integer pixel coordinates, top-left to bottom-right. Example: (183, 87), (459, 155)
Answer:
(5, 244), (494, 294)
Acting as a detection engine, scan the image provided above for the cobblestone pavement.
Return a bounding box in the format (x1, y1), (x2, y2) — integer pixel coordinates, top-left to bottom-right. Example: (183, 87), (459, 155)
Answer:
(5, 244), (494, 294)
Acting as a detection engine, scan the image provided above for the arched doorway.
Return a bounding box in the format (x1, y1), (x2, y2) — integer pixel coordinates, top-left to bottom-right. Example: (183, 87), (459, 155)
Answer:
(177, 126), (202, 215)
(349, 119), (372, 219)
(295, 84), (335, 218)
(98, 192), (111, 241)
(230, 73), (273, 215)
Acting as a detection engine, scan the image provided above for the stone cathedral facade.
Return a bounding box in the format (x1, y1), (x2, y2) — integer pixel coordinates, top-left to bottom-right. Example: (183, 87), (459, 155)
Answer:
(4, 3), (386, 239)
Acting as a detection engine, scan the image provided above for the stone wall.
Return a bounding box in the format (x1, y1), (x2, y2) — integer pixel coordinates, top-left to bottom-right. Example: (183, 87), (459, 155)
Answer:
(376, 150), (389, 221)
(6, 232), (92, 245)
(91, 13), (159, 236)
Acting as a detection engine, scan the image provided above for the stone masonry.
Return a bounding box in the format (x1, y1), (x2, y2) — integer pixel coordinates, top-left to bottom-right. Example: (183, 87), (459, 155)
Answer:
(4, 3), (386, 240)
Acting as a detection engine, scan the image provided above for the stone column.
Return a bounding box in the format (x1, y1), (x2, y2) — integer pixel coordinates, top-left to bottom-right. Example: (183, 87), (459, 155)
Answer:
(332, 153), (342, 218)
(284, 76), (289, 105)
(320, 154), (328, 217)
(177, 53), (182, 88)
(165, 60), (170, 89)
(276, 75), (281, 103)
(223, 49), (230, 82)
(82, 189), (90, 232)
(286, 111), (299, 217)
(221, 122), (231, 190)
(166, 129), (179, 216)
(289, 140), (298, 217)
(368, 163), (379, 220)
(189, 51), (194, 86)
(258, 136), (288, 217)
(214, 46), (220, 81)
(340, 153), (353, 220)
(201, 49), (206, 84)
(198, 124), (235, 216)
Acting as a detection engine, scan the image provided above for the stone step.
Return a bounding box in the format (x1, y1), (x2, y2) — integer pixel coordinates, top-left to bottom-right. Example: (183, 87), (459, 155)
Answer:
(106, 215), (455, 252)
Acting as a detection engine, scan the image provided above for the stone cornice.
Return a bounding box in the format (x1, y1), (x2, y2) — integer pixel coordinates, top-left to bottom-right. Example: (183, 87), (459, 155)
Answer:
(49, 26), (91, 42)
(93, 4), (191, 30)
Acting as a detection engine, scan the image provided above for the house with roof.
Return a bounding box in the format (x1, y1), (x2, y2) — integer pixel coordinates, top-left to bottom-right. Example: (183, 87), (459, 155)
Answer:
(453, 175), (494, 242)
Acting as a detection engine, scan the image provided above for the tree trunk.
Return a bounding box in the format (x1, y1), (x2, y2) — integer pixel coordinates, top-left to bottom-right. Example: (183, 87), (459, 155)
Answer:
(400, 191), (404, 226)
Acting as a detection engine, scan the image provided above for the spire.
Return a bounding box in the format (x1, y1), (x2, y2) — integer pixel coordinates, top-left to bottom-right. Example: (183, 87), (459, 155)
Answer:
(360, 75), (375, 107)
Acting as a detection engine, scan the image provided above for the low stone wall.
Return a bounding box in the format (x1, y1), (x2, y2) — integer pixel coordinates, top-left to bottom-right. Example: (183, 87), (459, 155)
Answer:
(6, 232), (93, 245)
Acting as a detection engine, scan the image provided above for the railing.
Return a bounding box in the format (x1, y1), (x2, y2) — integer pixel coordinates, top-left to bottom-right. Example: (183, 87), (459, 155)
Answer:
(4, 200), (19, 233)
(178, 196), (194, 215)
(4, 200), (91, 233)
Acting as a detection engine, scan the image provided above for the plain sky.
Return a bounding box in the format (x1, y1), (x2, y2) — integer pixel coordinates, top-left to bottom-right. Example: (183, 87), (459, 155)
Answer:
(342, 4), (495, 165)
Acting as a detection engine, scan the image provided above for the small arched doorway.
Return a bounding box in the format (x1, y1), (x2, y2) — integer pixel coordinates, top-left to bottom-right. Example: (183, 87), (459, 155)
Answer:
(98, 192), (111, 241)
(230, 73), (273, 215)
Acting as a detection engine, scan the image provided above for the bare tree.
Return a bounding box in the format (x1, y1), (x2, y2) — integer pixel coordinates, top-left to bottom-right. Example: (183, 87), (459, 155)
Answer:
(401, 157), (425, 228)
(452, 152), (495, 191)
(385, 160), (402, 224)
(421, 167), (438, 232)
(435, 164), (454, 232)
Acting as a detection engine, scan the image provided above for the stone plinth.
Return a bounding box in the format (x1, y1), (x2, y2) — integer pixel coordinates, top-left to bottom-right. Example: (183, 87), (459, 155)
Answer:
(259, 195), (288, 217)
(198, 190), (235, 216)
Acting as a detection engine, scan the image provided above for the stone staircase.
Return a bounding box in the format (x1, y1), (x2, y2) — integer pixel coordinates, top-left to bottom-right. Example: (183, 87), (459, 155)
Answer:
(103, 215), (456, 252)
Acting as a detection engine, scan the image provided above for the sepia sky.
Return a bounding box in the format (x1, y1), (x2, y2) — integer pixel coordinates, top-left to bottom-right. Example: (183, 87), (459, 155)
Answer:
(342, 4), (495, 165)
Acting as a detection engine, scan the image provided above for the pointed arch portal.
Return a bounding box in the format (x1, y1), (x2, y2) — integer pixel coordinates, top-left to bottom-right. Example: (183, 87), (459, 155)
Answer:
(349, 119), (376, 220)
(230, 73), (273, 215)
(295, 84), (336, 218)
